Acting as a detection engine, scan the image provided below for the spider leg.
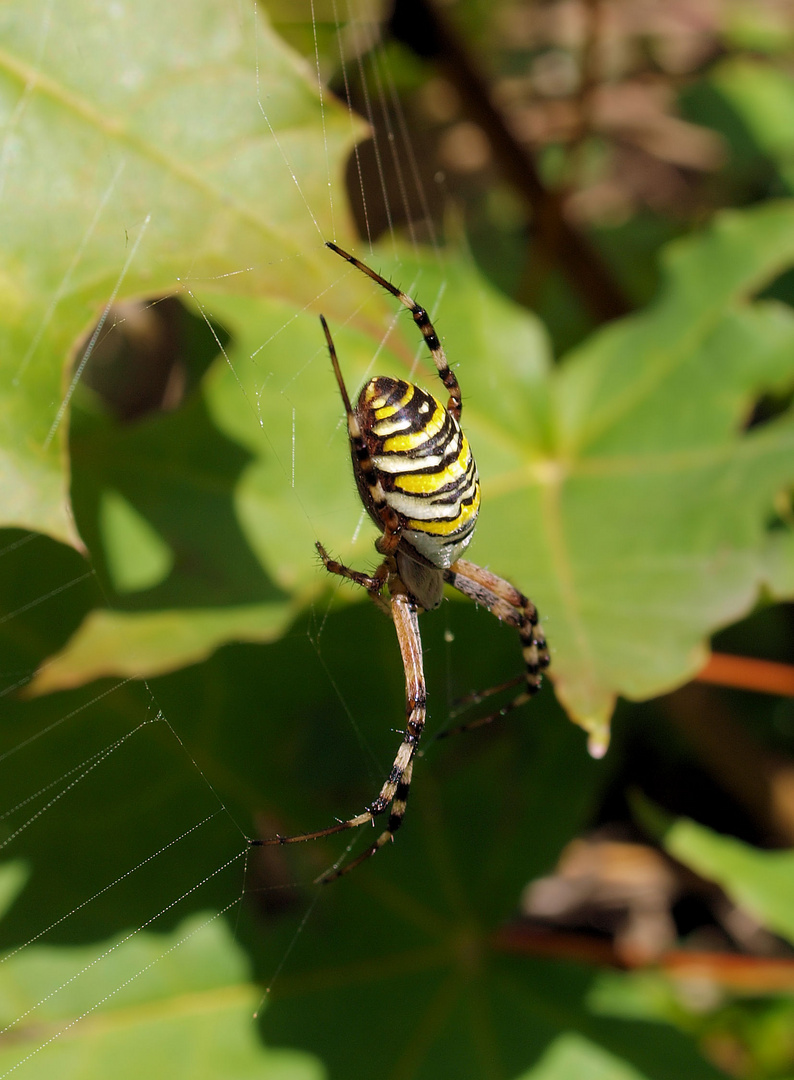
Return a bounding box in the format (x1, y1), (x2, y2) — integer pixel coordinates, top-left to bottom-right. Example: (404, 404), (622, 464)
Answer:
(450, 673), (524, 714)
(254, 590), (426, 884)
(318, 589), (424, 883)
(439, 558), (549, 737)
(326, 242), (463, 421)
(318, 759), (414, 882)
(319, 314), (403, 555)
(315, 542), (391, 615)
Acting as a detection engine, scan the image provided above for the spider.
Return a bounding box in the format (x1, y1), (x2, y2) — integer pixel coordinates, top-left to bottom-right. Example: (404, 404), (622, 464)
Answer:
(253, 242), (549, 883)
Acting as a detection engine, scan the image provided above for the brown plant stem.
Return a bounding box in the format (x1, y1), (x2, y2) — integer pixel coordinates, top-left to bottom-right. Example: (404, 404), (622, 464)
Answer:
(389, 0), (631, 323)
(696, 653), (794, 697)
(492, 925), (794, 990)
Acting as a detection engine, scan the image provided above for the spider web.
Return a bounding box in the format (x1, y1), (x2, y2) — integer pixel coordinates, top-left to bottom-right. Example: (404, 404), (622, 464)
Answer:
(0, 2), (486, 1075)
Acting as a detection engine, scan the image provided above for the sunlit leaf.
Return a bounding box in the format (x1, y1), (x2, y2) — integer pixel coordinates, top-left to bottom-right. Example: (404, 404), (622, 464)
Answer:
(0, 0), (365, 546)
(662, 815), (794, 947)
(30, 206), (794, 750)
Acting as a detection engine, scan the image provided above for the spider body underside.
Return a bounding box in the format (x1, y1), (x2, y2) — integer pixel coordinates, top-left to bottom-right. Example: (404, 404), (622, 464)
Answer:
(255, 242), (549, 883)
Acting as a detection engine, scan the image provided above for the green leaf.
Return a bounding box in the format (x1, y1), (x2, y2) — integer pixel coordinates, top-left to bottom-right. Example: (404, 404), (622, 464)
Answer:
(520, 1033), (651, 1080)
(25, 264), (550, 688)
(0, 0), (365, 546)
(24, 204), (794, 748)
(202, 202), (794, 746)
(7, 0), (794, 742)
(0, 899), (321, 1080)
(0, 553), (724, 1080)
(764, 526), (794, 596)
(1, 6), (788, 1079)
(710, 59), (794, 190)
(540, 201), (794, 741)
(662, 816), (794, 946)
(0, 863), (29, 922)
(99, 490), (174, 594)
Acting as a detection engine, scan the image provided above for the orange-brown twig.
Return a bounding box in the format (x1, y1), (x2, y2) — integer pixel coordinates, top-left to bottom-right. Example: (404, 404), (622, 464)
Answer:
(696, 653), (794, 697)
(491, 925), (794, 991)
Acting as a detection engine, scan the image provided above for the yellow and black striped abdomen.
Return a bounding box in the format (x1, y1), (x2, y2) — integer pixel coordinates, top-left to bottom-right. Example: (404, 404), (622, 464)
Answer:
(356, 377), (480, 569)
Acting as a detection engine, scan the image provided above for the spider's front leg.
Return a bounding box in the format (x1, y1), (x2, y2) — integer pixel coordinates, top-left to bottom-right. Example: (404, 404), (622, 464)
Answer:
(439, 559), (550, 737)
(315, 500), (403, 614)
(315, 542), (391, 614)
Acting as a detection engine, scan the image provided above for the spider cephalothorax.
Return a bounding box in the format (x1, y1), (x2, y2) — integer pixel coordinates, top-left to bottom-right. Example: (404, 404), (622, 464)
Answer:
(255, 242), (549, 882)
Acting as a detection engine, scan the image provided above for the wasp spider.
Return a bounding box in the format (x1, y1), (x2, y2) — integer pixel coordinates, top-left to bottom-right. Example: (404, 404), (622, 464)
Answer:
(255, 243), (549, 882)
